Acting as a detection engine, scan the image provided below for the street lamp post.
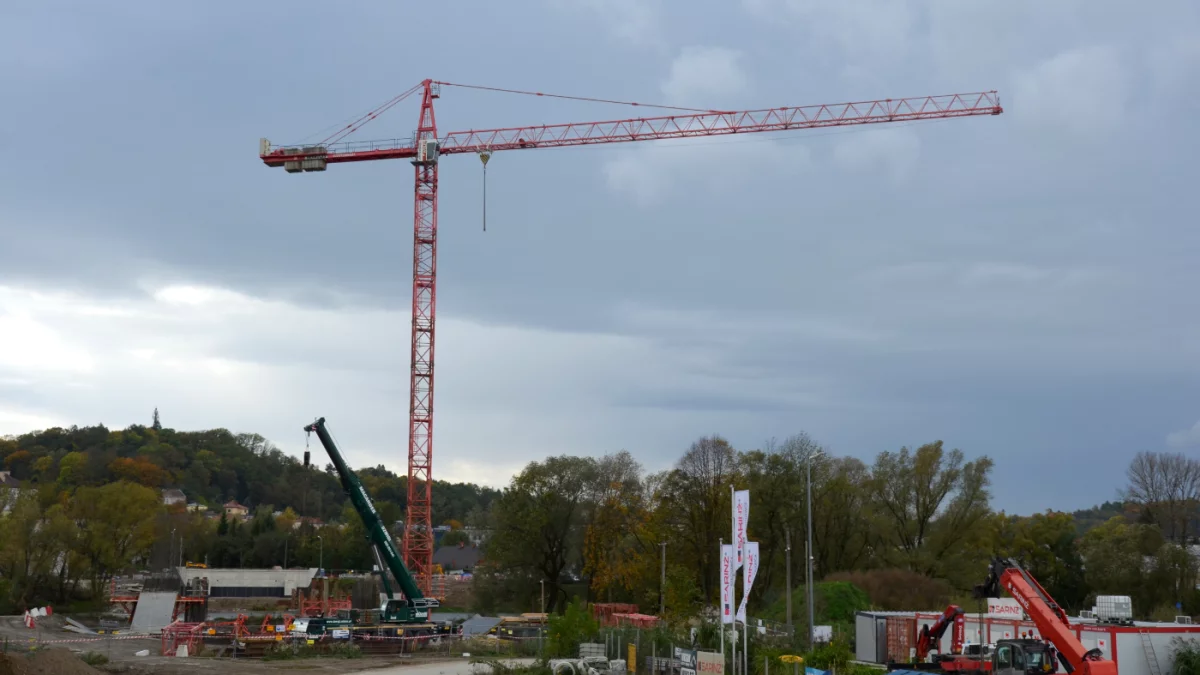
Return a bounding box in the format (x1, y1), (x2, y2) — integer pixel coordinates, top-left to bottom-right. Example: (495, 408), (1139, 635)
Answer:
(317, 535), (324, 575)
(170, 528), (176, 570)
(659, 541), (667, 616)
(785, 530), (792, 629)
(540, 579), (546, 613)
(805, 448), (823, 650)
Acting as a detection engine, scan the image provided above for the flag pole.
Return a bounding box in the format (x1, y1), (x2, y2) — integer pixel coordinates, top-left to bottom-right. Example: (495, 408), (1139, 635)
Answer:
(730, 486), (737, 675)
(719, 537), (725, 664)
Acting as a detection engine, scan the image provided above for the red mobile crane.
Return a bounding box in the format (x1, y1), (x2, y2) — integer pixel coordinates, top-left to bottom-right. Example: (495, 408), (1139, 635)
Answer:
(892, 558), (1116, 675)
(917, 605), (967, 661)
(259, 80), (1003, 594)
(974, 558), (1116, 675)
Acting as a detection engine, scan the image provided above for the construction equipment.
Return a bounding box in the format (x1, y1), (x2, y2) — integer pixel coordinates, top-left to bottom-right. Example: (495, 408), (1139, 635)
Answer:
(890, 558), (1116, 675)
(916, 605), (966, 662)
(303, 417), (439, 626)
(261, 80), (1004, 594)
(974, 557), (1116, 675)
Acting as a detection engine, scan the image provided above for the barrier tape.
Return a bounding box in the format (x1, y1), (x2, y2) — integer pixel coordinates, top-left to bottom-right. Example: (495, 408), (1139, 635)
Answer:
(31, 629), (542, 646)
(38, 635), (160, 645)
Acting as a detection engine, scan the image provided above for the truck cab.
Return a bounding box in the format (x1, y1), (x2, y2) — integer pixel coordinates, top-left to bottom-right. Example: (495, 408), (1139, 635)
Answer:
(993, 640), (1057, 675)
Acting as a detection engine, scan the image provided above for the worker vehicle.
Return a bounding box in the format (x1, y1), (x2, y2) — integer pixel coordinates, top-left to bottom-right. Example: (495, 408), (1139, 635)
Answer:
(303, 417), (441, 633)
(185, 562), (208, 569)
(890, 558), (1116, 675)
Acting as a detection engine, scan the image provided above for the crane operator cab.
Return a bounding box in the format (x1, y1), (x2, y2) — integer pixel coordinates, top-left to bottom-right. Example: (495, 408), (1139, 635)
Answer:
(993, 640), (1058, 675)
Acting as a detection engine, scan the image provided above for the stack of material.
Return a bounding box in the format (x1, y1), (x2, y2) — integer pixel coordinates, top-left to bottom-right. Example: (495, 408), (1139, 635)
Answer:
(130, 591), (179, 632)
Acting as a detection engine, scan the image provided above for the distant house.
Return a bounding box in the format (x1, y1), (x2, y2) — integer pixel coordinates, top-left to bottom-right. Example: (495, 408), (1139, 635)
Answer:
(294, 516), (324, 530)
(432, 543), (483, 574)
(223, 500), (249, 519)
(0, 471), (23, 515)
(162, 488), (187, 506)
(463, 527), (491, 546)
(187, 502), (209, 513)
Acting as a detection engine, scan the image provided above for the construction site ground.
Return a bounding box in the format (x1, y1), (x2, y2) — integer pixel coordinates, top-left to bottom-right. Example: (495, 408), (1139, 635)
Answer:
(1, 617), (532, 675)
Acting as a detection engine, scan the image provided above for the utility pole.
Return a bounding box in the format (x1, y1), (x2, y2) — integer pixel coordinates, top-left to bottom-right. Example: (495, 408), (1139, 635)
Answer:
(659, 541), (667, 617)
(785, 530), (792, 630)
(806, 450), (821, 650)
(540, 579), (546, 613)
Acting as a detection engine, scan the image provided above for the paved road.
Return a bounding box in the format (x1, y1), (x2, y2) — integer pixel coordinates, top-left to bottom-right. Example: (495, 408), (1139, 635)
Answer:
(356, 657), (537, 675)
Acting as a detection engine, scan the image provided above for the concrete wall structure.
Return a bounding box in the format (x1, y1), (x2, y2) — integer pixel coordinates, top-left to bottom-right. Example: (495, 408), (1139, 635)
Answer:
(856, 610), (1200, 675)
(175, 567), (317, 597)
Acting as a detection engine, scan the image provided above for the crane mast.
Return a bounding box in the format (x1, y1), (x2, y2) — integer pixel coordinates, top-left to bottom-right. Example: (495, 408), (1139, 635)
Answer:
(263, 80), (1003, 594)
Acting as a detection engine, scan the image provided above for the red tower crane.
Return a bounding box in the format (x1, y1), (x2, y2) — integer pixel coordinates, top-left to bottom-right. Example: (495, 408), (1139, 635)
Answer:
(259, 79), (1003, 595)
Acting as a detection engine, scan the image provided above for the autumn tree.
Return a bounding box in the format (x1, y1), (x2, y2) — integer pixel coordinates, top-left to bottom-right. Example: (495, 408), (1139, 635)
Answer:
(72, 481), (162, 593)
(583, 451), (654, 601)
(985, 510), (1087, 610)
(1079, 516), (1155, 607)
(1124, 451), (1200, 543)
(869, 441), (994, 583)
(812, 456), (875, 575)
(487, 455), (599, 612)
(108, 456), (168, 488)
(739, 433), (818, 602)
(656, 435), (738, 601)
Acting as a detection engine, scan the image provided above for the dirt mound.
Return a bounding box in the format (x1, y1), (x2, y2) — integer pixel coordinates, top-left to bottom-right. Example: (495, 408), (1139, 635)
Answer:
(0, 648), (103, 675)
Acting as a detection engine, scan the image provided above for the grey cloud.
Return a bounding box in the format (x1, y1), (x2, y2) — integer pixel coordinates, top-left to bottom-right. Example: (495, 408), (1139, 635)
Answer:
(1, 0), (1198, 512)
(1166, 422), (1200, 449)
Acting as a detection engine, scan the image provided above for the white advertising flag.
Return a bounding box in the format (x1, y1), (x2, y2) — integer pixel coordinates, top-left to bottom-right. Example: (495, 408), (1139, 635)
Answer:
(720, 544), (735, 624)
(732, 489), (749, 570)
(736, 541), (759, 623)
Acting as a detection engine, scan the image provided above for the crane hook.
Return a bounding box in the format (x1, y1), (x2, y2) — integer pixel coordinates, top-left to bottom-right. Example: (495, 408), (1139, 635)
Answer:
(479, 150), (491, 232)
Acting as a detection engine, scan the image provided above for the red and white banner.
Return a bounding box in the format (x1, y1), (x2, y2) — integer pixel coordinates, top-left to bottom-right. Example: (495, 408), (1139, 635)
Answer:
(720, 544), (735, 625)
(732, 489), (749, 571)
(736, 541), (759, 623)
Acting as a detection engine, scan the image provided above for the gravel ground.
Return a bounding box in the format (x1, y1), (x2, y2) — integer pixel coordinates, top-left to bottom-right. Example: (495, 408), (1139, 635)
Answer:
(0, 616), (533, 675)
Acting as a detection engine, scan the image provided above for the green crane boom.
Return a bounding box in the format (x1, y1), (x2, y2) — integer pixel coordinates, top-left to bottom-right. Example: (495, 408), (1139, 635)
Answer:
(304, 416), (439, 623)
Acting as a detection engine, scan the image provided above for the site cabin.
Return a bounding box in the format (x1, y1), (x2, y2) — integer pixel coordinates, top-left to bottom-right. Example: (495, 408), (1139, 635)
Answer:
(861, 610), (1200, 675)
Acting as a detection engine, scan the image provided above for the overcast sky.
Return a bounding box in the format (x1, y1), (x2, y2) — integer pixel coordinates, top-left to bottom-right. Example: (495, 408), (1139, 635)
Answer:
(2, 1), (1198, 514)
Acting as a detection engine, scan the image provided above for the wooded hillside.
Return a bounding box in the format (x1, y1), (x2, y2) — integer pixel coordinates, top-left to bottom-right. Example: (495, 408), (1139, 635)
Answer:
(0, 413), (499, 524)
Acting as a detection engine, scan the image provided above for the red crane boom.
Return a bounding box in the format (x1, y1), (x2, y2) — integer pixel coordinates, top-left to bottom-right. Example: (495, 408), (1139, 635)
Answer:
(976, 557), (1116, 675)
(259, 79), (1003, 595)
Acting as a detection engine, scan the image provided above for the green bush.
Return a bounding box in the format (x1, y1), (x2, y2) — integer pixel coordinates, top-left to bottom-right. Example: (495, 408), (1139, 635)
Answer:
(1171, 638), (1200, 675)
(546, 597), (599, 658)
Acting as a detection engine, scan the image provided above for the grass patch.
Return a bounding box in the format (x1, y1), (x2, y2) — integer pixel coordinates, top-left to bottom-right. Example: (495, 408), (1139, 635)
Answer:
(261, 641), (363, 661)
(1172, 638), (1200, 675)
(80, 651), (110, 666)
(467, 658), (553, 675)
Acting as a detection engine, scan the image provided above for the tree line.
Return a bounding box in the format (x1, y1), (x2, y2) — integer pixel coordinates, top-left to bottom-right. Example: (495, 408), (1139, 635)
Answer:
(473, 436), (1200, 627)
(4, 418), (1200, 622)
(0, 417), (499, 611)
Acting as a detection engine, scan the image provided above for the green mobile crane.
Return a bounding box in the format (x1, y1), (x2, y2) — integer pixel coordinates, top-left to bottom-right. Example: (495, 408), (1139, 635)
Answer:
(303, 416), (440, 625)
